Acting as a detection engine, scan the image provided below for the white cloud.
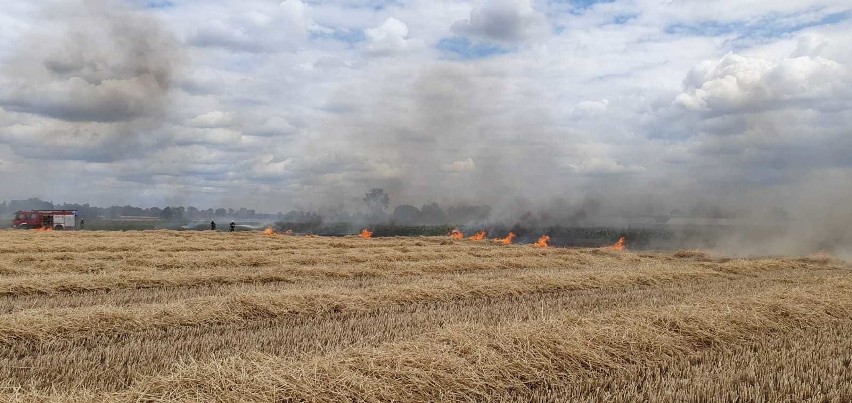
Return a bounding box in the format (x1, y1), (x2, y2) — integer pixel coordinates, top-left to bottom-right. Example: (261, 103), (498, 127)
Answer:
(186, 111), (236, 128)
(675, 53), (849, 114)
(572, 99), (609, 118)
(187, 0), (316, 53)
(365, 17), (414, 56)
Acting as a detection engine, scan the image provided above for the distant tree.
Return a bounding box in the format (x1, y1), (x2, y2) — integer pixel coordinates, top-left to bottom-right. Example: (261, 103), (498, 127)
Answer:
(281, 210), (323, 224)
(446, 205), (491, 223)
(161, 207), (174, 221)
(363, 188), (390, 216)
(391, 205), (420, 225)
(419, 202), (446, 225)
(215, 208), (227, 217)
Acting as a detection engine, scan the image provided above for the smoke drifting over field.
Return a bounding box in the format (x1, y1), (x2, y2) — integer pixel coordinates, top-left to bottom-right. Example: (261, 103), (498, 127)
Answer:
(310, 55), (852, 257)
(0, 0), (851, 256)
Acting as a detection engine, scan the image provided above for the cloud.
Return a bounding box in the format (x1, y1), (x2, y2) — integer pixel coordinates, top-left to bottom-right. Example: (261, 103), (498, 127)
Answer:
(440, 157), (476, 173)
(0, 0), (185, 164)
(565, 157), (644, 175)
(187, 0), (316, 53)
(0, 0), (182, 123)
(186, 111), (236, 128)
(364, 17), (414, 56)
(571, 99), (609, 118)
(674, 53), (849, 115)
(451, 0), (549, 43)
(1, 117), (170, 162)
(644, 45), (852, 207)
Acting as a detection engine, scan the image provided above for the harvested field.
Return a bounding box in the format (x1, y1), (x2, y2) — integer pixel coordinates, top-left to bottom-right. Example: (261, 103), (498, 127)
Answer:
(0, 230), (850, 401)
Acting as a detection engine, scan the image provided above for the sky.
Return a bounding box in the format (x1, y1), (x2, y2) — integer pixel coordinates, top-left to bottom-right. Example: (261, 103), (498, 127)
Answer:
(0, 0), (850, 218)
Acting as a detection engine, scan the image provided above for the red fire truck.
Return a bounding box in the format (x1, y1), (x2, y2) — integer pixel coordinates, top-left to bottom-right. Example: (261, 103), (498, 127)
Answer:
(12, 210), (79, 230)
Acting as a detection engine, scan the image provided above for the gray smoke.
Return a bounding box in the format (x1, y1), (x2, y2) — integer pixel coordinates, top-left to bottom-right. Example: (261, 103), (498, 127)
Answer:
(0, 0), (183, 161)
(305, 62), (576, 213)
(295, 50), (852, 258)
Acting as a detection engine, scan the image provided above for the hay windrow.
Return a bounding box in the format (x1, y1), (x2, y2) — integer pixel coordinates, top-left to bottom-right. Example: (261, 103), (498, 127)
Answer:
(0, 266), (752, 342)
(120, 280), (852, 402)
(0, 230), (849, 401)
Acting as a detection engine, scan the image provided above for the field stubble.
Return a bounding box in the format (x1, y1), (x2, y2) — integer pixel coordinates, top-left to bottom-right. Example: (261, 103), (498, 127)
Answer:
(0, 230), (849, 401)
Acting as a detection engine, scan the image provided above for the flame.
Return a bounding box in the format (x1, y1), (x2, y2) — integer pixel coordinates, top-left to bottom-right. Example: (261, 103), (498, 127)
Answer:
(496, 232), (516, 245)
(611, 236), (626, 251)
(263, 226), (276, 236)
(449, 229), (464, 240)
(534, 235), (550, 248)
(359, 229), (373, 238)
(469, 230), (487, 240)
(36, 227), (53, 232)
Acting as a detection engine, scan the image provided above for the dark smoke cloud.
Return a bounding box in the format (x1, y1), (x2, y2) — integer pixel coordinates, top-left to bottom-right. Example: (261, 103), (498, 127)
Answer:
(0, 0), (183, 161)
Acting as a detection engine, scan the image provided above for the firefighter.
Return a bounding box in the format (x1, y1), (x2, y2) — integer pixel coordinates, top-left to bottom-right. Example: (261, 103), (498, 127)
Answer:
(211, 220), (216, 231)
(229, 221), (236, 232)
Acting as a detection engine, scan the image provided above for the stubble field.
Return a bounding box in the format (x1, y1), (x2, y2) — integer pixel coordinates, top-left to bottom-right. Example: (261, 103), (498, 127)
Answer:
(0, 230), (850, 402)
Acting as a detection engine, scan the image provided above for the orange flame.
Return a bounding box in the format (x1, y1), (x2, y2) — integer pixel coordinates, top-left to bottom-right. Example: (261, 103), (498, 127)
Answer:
(36, 227), (53, 232)
(359, 229), (373, 238)
(263, 226), (276, 236)
(611, 236), (626, 251)
(534, 235), (550, 248)
(449, 229), (464, 240)
(469, 230), (487, 240)
(496, 232), (516, 245)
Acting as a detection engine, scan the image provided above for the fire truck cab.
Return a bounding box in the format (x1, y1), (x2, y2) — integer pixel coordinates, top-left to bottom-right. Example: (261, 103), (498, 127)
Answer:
(12, 210), (79, 230)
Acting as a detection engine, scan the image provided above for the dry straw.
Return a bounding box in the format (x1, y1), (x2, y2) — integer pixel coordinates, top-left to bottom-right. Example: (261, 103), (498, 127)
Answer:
(0, 230), (849, 401)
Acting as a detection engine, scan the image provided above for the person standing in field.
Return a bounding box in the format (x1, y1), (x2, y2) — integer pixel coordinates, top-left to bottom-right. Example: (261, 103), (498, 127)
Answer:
(211, 220), (216, 231)
(229, 221), (236, 232)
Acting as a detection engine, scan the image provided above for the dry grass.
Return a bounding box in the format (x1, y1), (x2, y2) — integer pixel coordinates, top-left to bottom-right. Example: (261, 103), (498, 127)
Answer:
(0, 229), (849, 401)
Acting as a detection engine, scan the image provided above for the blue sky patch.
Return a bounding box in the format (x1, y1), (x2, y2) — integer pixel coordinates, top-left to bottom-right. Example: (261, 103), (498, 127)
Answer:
(665, 20), (742, 36)
(144, 0), (173, 8)
(612, 13), (639, 25)
(548, 0), (616, 14)
(310, 28), (366, 45)
(437, 37), (509, 59)
(665, 9), (851, 39)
